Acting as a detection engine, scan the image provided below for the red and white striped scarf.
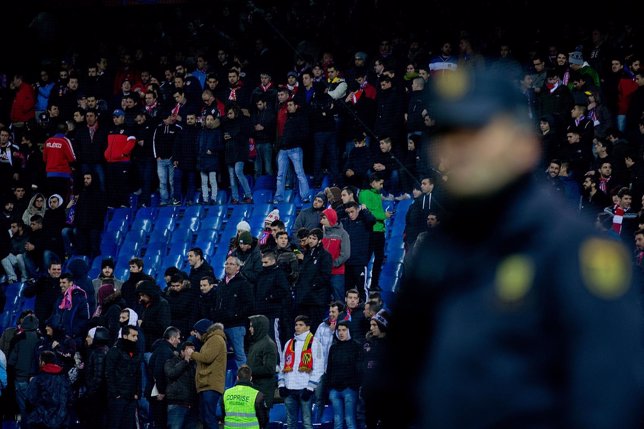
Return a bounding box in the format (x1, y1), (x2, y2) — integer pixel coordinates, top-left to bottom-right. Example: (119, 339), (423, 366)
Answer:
(612, 205), (625, 235)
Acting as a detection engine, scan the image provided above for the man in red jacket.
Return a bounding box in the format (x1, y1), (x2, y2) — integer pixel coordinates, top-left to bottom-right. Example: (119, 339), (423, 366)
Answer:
(105, 109), (136, 207)
(10, 73), (36, 129)
(320, 208), (351, 301)
(43, 122), (76, 201)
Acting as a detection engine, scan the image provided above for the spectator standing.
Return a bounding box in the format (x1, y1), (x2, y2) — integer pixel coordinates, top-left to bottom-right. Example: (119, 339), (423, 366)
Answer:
(105, 109), (137, 208)
(217, 256), (254, 369)
(277, 315), (325, 429)
(222, 103), (253, 204)
(186, 322), (227, 429)
(247, 314), (278, 410)
(222, 365), (269, 429)
(105, 325), (142, 429)
(164, 340), (198, 429)
(197, 113), (224, 205)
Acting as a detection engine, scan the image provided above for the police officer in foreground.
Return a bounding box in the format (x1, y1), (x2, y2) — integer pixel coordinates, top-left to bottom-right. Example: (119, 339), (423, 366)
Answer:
(384, 63), (644, 428)
(222, 365), (268, 429)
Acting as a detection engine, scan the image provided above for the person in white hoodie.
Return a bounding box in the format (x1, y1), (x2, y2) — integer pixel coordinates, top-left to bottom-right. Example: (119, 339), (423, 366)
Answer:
(278, 315), (325, 429)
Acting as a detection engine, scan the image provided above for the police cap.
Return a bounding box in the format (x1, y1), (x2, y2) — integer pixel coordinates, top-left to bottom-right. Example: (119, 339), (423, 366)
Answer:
(428, 63), (528, 129)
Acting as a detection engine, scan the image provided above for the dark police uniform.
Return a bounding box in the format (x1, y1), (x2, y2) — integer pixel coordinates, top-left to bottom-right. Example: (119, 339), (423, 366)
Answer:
(385, 65), (644, 429)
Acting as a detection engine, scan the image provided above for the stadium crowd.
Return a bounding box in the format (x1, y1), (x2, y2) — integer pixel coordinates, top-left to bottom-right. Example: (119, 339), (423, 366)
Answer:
(0, 2), (643, 428)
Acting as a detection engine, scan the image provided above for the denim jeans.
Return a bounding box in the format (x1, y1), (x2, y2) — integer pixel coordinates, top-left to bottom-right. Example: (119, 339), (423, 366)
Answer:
(167, 403), (199, 429)
(329, 387), (358, 429)
(228, 162), (252, 201)
(275, 147), (310, 202)
(224, 326), (247, 369)
(136, 157), (156, 206)
(1, 253), (27, 282)
(200, 171), (218, 203)
(284, 389), (314, 429)
(330, 274), (345, 302)
(199, 390), (222, 429)
(313, 131), (339, 186)
(107, 397), (137, 429)
(173, 168), (197, 203)
(15, 380), (29, 424)
(254, 142), (273, 175)
(617, 114), (626, 132)
(157, 158), (175, 204)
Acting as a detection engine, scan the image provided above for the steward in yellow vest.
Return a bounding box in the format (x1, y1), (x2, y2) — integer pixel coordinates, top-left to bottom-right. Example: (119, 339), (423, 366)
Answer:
(222, 365), (268, 429)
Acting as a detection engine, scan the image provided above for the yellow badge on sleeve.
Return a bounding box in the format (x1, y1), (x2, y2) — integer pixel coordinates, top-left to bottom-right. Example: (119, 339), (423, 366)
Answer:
(495, 254), (534, 303)
(580, 238), (631, 299)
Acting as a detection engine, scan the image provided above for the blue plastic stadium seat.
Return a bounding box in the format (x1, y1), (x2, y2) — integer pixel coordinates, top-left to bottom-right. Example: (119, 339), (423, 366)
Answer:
(282, 215), (295, 233)
(168, 240), (191, 259)
(214, 190), (229, 206)
(114, 258), (132, 281)
(269, 403), (287, 427)
(117, 238), (143, 260)
(381, 261), (404, 278)
(229, 205), (253, 223)
(276, 202), (296, 217)
(162, 253), (186, 272)
(320, 174), (331, 190)
(153, 212), (178, 232)
(145, 241), (167, 258)
(199, 229), (219, 243)
(253, 174), (276, 191)
(170, 225), (193, 244)
(142, 247), (162, 274)
(211, 247), (229, 279)
(149, 226), (172, 244)
(106, 210), (130, 233)
(89, 255), (103, 279)
(200, 215), (223, 231)
(378, 274), (400, 293)
(248, 216), (266, 237)
(184, 204), (204, 220)
(99, 235), (119, 258)
(194, 239), (216, 258)
(157, 205), (181, 219)
(135, 206), (158, 221)
(282, 189), (294, 203)
(207, 205), (226, 219)
(130, 217), (153, 235)
(251, 203), (272, 218)
(186, 217), (201, 232)
(252, 189), (274, 204)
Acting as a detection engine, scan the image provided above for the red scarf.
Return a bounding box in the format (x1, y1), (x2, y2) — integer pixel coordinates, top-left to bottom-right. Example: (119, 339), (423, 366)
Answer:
(612, 205), (625, 235)
(283, 333), (314, 373)
(599, 176), (610, 193)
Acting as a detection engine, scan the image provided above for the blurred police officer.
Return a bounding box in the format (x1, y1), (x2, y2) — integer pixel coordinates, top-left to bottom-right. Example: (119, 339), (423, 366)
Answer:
(386, 63), (644, 428)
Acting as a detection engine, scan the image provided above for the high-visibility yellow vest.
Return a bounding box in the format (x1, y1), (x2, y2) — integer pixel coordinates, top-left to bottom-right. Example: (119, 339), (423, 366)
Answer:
(223, 384), (260, 429)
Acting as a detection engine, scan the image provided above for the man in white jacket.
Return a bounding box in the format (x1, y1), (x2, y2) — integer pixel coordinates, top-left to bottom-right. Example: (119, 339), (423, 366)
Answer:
(278, 315), (325, 429)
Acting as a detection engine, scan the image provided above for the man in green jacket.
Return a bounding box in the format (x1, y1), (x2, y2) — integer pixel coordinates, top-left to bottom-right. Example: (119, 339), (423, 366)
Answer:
(360, 173), (393, 291)
(247, 314), (278, 409)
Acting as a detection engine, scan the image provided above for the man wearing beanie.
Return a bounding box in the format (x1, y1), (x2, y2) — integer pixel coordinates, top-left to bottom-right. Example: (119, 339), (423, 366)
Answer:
(292, 191), (326, 235)
(320, 207), (351, 301)
(92, 257), (123, 297)
(230, 230), (262, 285)
(228, 220), (252, 253)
